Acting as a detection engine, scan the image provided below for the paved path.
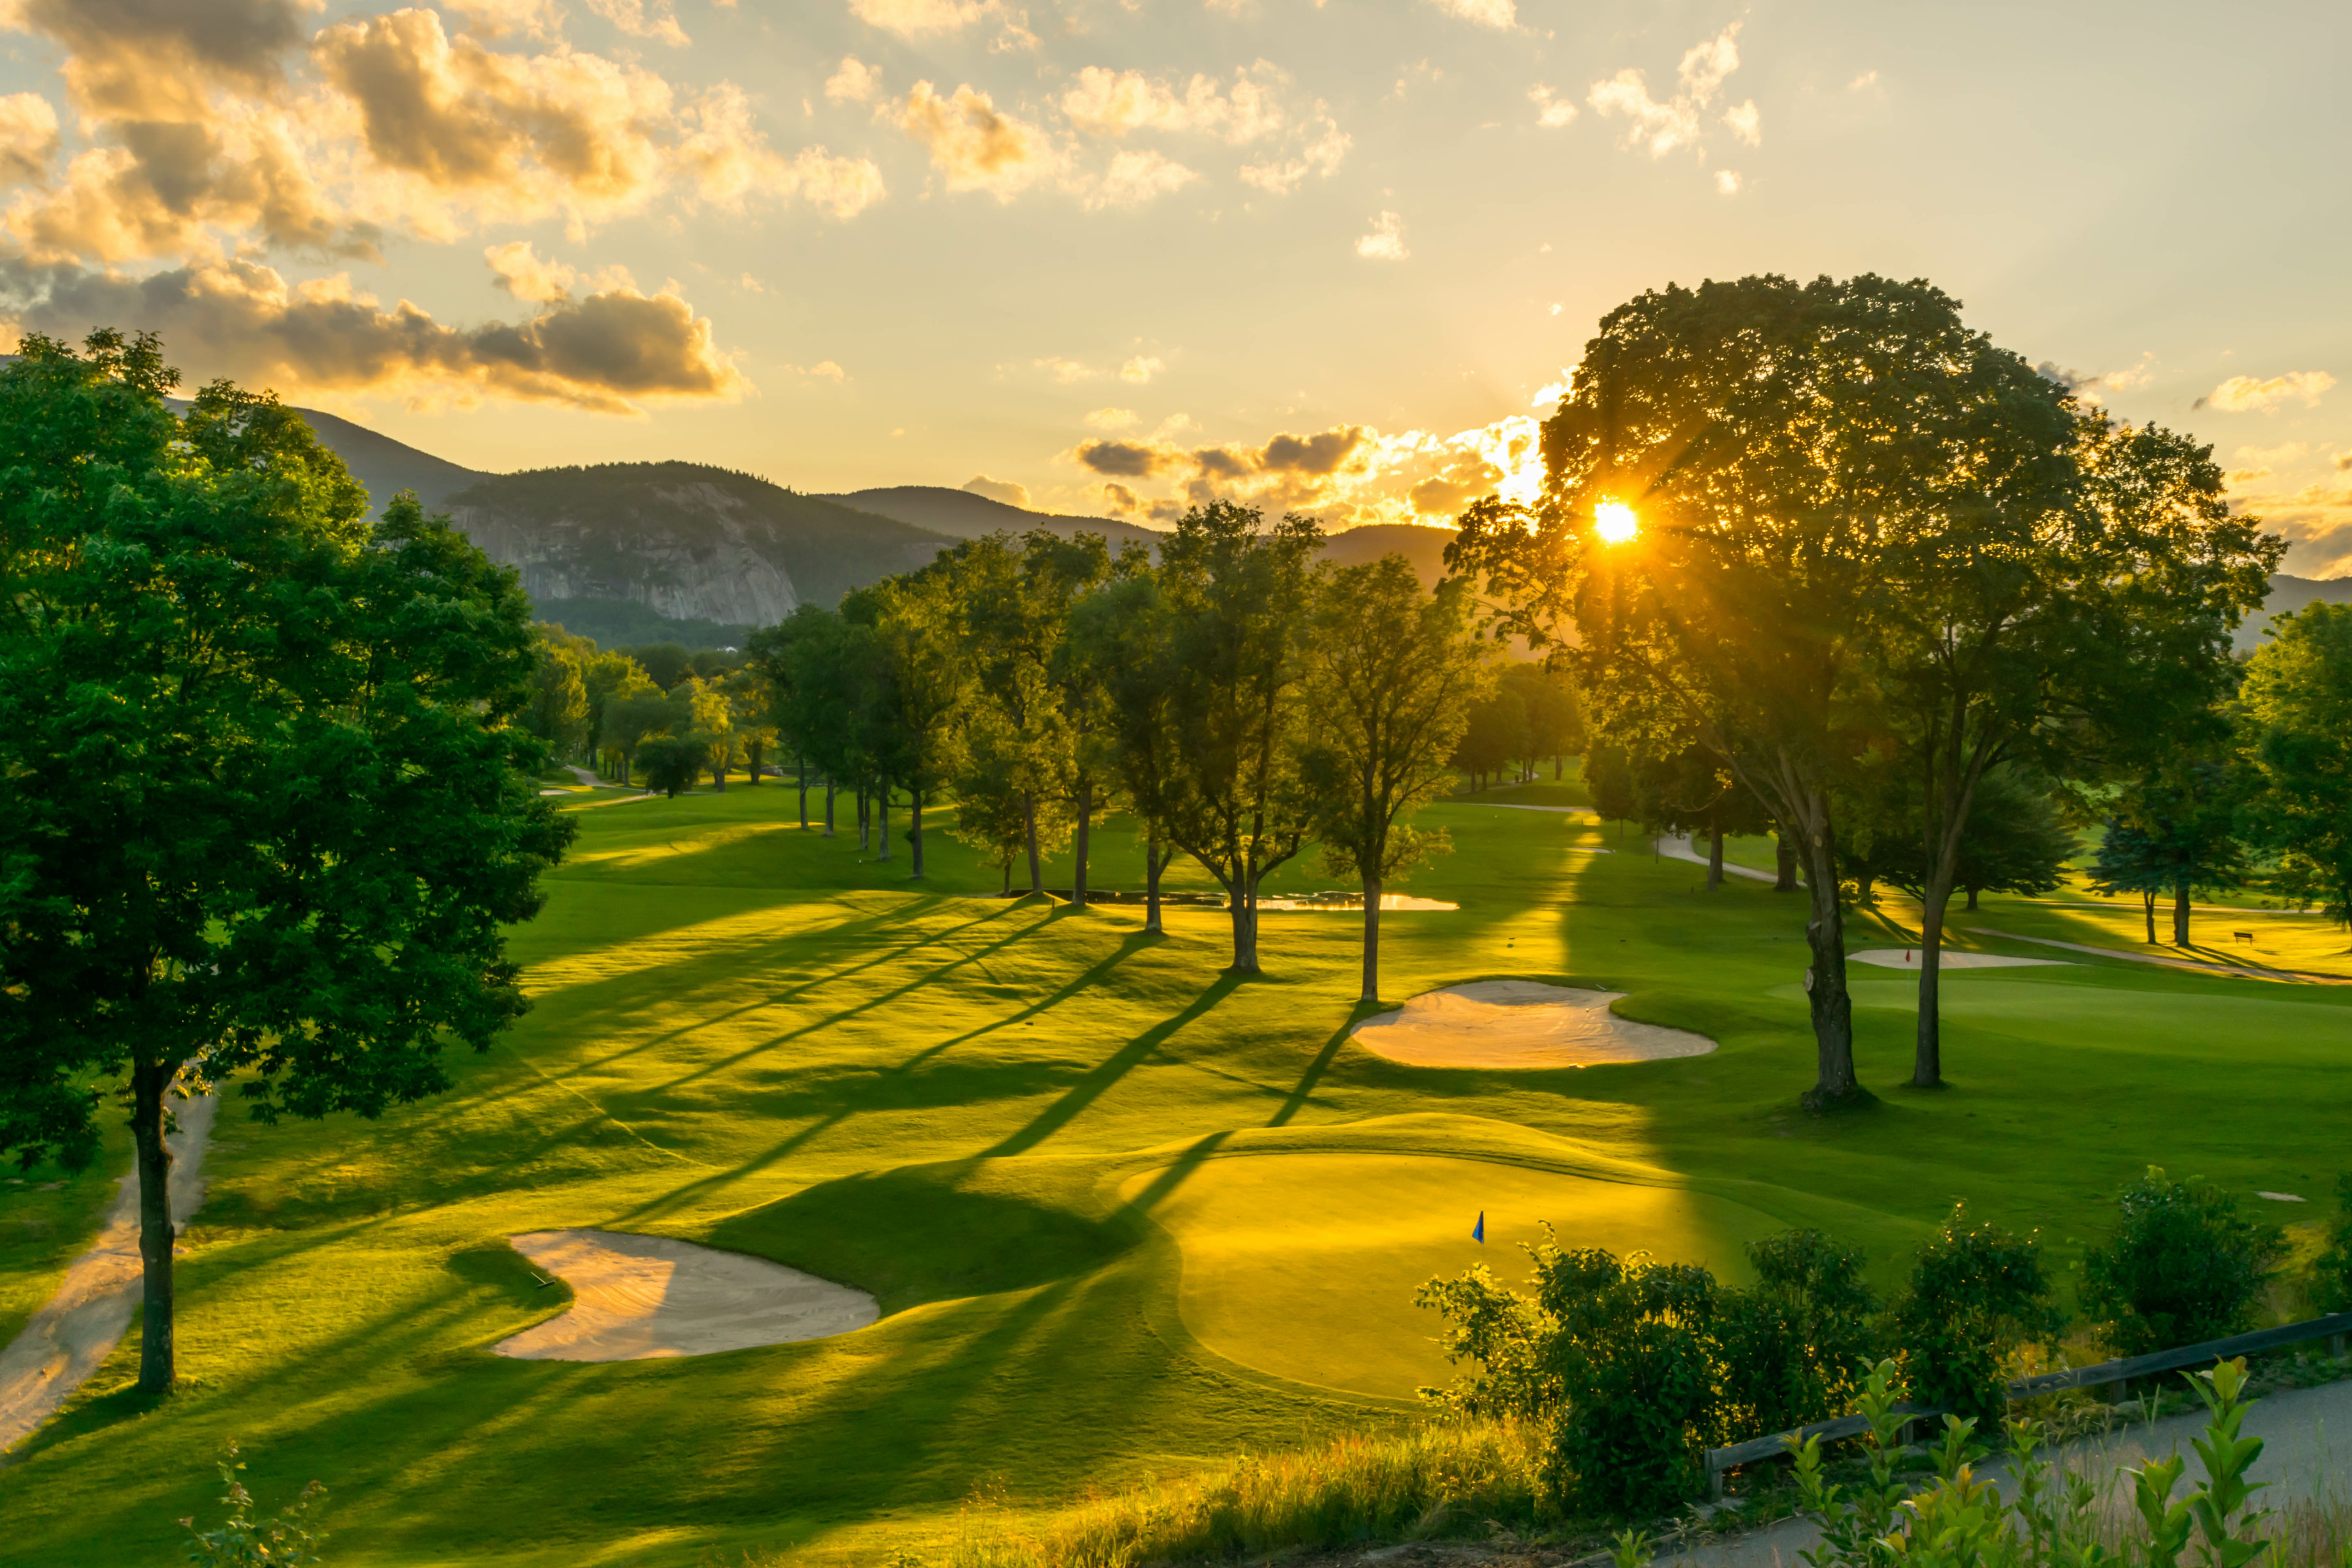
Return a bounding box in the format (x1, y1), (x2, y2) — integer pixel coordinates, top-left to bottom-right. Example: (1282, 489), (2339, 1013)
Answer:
(1666, 1378), (2352, 1568)
(1658, 834), (1779, 884)
(0, 1091), (217, 1455)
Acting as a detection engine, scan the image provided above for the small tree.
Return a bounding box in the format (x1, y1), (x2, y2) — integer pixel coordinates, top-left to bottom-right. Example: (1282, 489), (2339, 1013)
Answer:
(2089, 760), (2247, 946)
(2080, 1167), (2285, 1355)
(179, 1439), (328, 1568)
(1071, 567), (1186, 933)
(1452, 685), (1525, 793)
(1298, 558), (1493, 1000)
(1863, 766), (2074, 913)
(635, 735), (704, 797)
(523, 625), (592, 762)
(2238, 602), (2352, 933)
(1506, 663), (1585, 780)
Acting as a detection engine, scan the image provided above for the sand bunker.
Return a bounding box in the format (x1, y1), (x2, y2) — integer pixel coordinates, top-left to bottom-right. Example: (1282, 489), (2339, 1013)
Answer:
(1351, 981), (1715, 1069)
(1850, 948), (2068, 970)
(495, 1230), (876, 1362)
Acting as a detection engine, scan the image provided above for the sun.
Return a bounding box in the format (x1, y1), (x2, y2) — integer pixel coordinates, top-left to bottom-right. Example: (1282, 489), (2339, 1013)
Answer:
(1593, 501), (1638, 543)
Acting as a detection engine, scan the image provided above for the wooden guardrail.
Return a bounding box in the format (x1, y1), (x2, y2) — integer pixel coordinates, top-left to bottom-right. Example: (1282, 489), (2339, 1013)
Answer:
(1705, 1310), (2352, 1490)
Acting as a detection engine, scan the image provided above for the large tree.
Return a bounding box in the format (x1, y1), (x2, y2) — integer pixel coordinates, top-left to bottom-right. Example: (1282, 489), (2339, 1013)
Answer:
(0, 334), (573, 1392)
(1071, 568), (1185, 933)
(1452, 275), (2027, 1104)
(1299, 557), (1493, 1000)
(2089, 759), (2248, 946)
(2239, 602), (2352, 934)
(860, 571), (968, 876)
(1117, 501), (1320, 971)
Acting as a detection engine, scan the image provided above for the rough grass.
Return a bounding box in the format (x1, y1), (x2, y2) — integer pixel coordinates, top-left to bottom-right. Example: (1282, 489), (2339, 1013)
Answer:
(4, 778), (2350, 1564)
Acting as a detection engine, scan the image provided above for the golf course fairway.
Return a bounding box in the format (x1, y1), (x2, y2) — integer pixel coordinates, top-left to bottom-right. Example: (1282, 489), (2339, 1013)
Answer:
(1, 782), (2346, 1565)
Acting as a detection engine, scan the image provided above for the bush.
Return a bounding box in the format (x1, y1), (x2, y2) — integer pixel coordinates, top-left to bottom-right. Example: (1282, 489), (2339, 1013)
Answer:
(179, 1439), (327, 1567)
(1888, 1202), (2059, 1425)
(2081, 1167), (2285, 1354)
(2316, 1174), (2352, 1315)
(634, 734), (705, 797)
(1714, 1229), (1878, 1438)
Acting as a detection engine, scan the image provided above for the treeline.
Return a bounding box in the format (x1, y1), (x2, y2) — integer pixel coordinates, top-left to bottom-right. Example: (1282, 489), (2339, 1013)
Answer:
(728, 501), (1504, 998)
(518, 633), (772, 793)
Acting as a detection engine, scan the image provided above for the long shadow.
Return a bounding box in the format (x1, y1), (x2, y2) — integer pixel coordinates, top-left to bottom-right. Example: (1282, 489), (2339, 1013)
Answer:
(883, 930), (1163, 1079)
(1119, 1129), (1235, 1216)
(1266, 1006), (1381, 1128)
(982, 973), (1247, 1158)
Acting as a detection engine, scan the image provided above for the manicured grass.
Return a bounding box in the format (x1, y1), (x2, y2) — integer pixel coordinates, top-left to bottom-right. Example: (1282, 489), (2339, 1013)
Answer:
(4, 779), (2350, 1564)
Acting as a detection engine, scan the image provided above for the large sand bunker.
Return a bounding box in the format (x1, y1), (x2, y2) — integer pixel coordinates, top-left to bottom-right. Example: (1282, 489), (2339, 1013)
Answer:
(1351, 980), (1716, 1069)
(495, 1230), (876, 1362)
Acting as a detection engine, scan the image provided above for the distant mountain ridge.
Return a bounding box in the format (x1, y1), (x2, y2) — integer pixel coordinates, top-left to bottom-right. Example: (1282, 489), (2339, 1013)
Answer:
(822, 486), (1166, 549)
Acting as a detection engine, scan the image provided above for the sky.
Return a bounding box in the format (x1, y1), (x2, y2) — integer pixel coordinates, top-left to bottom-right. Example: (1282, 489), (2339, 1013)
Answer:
(0, 0), (2346, 572)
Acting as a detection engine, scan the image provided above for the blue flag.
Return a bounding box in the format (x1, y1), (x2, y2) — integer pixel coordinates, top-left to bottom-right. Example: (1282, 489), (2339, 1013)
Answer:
(1472, 1211), (1485, 1244)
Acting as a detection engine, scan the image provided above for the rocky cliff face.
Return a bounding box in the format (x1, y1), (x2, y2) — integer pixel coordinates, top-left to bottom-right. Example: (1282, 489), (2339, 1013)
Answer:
(439, 463), (957, 624)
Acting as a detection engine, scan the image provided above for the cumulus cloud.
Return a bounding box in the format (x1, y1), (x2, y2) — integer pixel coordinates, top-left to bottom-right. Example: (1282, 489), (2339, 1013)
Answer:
(0, 94), (60, 186)
(579, 0), (689, 46)
(1714, 169), (1741, 195)
(1059, 62), (1291, 143)
(444, 0), (567, 42)
(10, 0), (305, 120)
(1085, 405), (1137, 428)
(1120, 354), (1163, 383)
(2036, 352), (2158, 403)
(1085, 149), (1196, 209)
(826, 56), (884, 104)
(1588, 22), (1754, 162)
(893, 80), (1059, 198)
(484, 238), (578, 301)
(1237, 118), (1349, 194)
(1070, 437), (1178, 477)
(848, 0), (1028, 47)
(0, 252), (748, 413)
(1528, 85), (1577, 128)
(2196, 370), (2335, 413)
(1355, 210), (1406, 260)
(787, 359), (846, 380)
(963, 473), (1031, 506)
(1424, 0), (1514, 27)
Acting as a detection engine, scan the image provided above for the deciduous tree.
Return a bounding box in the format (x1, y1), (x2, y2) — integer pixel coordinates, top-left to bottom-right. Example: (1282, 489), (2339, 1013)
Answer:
(2238, 602), (2352, 933)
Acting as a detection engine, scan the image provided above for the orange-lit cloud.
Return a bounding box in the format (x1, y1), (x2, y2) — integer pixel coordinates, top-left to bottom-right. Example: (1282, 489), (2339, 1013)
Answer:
(1588, 22), (1757, 174)
(0, 94), (60, 186)
(2197, 371), (2335, 413)
(893, 80), (1060, 198)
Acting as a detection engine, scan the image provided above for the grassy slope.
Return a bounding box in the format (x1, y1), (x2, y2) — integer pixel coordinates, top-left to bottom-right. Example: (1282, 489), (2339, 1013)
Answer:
(4, 783), (2350, 1564)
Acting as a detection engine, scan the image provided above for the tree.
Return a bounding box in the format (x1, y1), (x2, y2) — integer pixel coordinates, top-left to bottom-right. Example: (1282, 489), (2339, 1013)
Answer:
(1300, 558), (1493, 1000)
(581, 647), (654, 780)
(721, 665), (777, 784)
(0, 334), (573, 1392)
(1117, 501), (1320, 970)
(2238, 602), (2352, 933)
(749, 605), (854, 834)
(523, 625), (591, 761)
(601, 687), (673, 787)
(861, 570), (968, 876)
(619, 641), (693, 690)
(1452, 686), (1526, 794)
(635, 735), (704, 797)
(2088, 760), (2247, 946)
(1864, 766), (2073, 913)
(1072, 565), (1185, 933)
(1503, 663), (1584, 781)
(668, 674), (733, 789)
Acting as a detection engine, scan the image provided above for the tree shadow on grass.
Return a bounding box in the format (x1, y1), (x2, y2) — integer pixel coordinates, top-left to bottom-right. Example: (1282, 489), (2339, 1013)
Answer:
(982, 973), (1247, 1158)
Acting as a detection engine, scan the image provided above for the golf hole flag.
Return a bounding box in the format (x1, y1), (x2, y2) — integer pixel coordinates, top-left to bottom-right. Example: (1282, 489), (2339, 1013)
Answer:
(1472, 1211), (1485, 1245)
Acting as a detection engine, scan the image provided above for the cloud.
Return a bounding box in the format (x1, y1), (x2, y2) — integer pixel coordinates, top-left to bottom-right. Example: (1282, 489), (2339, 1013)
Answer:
(1528, 85), (1577, 128)
(1119, 354), (1163, 383)
(484, 238), (578, 301)
(1588, 22), (1752, 162)
(1034, 355), (1094, 382)
(676, 85), (886, 216)
(9, 0), (305, 120)
(826, 56), (883, 104)
(1423, 0), (1514, 28)
(1714, 169), (1741, 195)
(444, 0), (567, 42)
(1237, 118), (1349, 194)
(848, 0), (998, 34)
(2338, 450), (2352, 472)
(1085, 149), (1196, 209)
(1071, 437), (1178, 477)
(786, 358), (846, 380)
(1532, 369), (1573, 406)
(0, 252), (748, 413)
(893, 80), (1059, 198)
(1849, 70), (1879, 91)
(2036, 351), (2158, 404)
(962, 473), (1030, 506)
(1085, 405), (1137, 428)
(2196, 370), (2335, 413)
(1058, 62), (1291, 143)
(1355, 209), (1406, 260)
(0, 94), (60, 186)
(579, 0), (689, 46)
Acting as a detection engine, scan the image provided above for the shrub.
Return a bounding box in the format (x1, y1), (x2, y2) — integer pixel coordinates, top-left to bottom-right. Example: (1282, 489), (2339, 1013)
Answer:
(2081, 1167), (2285, 1354)
(1888, 1202), (2059, 1425)
(2315, 1173), (2352, 1314)
(635, 734), (705, 797)
(1413, 1261), (1558, 1419)
(1714, 1229), (1877, 1438)
(179, 1439), (327, 1567)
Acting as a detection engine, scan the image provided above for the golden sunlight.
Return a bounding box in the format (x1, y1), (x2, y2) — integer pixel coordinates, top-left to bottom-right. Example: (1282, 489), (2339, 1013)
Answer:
(1593, 501), (1639, 543)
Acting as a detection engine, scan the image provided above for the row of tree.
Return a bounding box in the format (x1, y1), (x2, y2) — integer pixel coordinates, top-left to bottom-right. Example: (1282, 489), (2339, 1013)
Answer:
(743, 503), (1509, 999)
(1451, 273), (2290, 1106)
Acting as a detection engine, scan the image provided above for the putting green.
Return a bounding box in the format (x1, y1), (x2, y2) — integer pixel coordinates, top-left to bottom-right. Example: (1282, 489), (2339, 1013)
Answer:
(1121, 1152), (1782, 1398)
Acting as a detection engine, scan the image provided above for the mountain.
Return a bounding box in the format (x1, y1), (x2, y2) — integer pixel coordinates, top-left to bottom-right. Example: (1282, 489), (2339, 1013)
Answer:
(822, 485), (1166, 549)
(2236, 574), (2352, 650)
(1322, 522), (1455, 585)
(439, 464), (956, 639)
(292, 405), (489, 516)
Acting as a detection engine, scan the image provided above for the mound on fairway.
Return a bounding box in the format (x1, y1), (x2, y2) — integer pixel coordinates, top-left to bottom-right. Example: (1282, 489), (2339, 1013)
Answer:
(1121, 1151), (1781, 1398)
(1350, 979), (1714, 1069)
(495, 1230), (876, 1362)
(1850, 949), (2068, 970)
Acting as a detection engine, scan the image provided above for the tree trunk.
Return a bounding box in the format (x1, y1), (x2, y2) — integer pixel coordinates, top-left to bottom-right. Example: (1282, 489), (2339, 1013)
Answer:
(1706, 819), (1724, 891)
(2143, 890), (2157, 944)
(1227, 880), (1260, 973)
(1914, 882), (1953, 1089)
(1555, 755), (1563, 780)
(1071, 777), (1093, 911)
(1793, 808), (1859, 1107)
(910, 786), (924, 876)
(876, 783), (891, 861)
(1774, 826), (1798, 892)
(797, 749), (809, 829)
(1145, 826), (1166, 935)
(823, 775), (835, 839)
(1360, 876), (1382, 1003)
(711, 755), (726, 791)
(1022, 790), (1042, 894)
(132, 1059), (176, 1394)
(1964, 886), (1979, 912)
(858, 781), (870, 851)
(747, 738), (764, 785)
(2173, 882), (2191, 946)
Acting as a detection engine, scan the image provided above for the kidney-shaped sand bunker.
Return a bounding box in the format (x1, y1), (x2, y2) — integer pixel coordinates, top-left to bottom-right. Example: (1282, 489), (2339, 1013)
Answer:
(495, 1229), (877, 1362)
(1351, 979), (1715, 1069)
